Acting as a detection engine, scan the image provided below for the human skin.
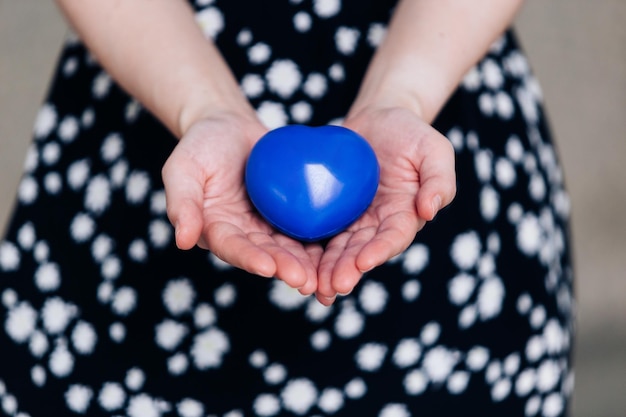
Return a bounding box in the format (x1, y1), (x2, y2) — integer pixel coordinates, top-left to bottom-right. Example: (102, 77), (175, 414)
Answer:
(55, 0), (523, 304)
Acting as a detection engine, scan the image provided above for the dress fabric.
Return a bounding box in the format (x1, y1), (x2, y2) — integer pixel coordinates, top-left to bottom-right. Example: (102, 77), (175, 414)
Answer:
(0, 1), (575, 416)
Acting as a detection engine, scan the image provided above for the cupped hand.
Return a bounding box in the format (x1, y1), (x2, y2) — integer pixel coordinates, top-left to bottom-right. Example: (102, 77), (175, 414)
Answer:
(162, 112), (322, 294)
(315, 106), (456, 304)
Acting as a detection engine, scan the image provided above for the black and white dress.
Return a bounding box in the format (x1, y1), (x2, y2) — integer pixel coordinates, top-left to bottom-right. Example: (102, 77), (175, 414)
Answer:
(0, 1), (575, 416)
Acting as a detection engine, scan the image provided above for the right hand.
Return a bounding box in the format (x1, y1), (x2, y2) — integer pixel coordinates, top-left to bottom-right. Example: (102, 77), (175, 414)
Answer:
(161, 112), (323, 295)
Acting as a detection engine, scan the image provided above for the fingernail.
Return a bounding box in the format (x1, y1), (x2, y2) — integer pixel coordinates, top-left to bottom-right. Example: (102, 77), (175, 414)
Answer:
(432, 195), (442, 216)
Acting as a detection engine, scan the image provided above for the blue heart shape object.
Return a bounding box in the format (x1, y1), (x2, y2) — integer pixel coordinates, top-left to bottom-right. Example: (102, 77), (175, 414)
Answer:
(245, 124), (379, 242)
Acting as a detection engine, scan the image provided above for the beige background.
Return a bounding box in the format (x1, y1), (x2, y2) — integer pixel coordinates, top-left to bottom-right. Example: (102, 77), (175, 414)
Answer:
(1, 1), (625, 416)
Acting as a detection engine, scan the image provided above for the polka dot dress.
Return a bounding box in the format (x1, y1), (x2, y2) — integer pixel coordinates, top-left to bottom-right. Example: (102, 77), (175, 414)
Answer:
(0, 1), (575, 416)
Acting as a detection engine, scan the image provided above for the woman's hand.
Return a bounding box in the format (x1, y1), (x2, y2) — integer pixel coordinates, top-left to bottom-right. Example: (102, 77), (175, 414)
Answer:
(315, 106), (456, 304)
(162, 112), (322, 295)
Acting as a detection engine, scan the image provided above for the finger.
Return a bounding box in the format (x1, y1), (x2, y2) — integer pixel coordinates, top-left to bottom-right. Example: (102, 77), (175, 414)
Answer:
(317, 232), (351, 300)
(331, 228), (376, 295)
(355, 211), (422, 273)
(271, 234), (320, 294)
(247, 233), (310, 289)
(415, 138), (456, 221)
(205, 222), (277, 278)
(162, 157), (205, 250)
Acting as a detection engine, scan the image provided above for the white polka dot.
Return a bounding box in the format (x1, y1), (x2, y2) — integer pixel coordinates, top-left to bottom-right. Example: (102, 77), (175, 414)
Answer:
(311, 330), (331, 351)
(112, 287), (137, 316)
(392, 338), (421, 368)
(6, 301), (37, 343)
(163, 278), (196, 315)
(71, 321), (97, 355)
(127, 394), (160, 417)
(177, 398), (204, 417)
(110, 160), (128, 188)
(496, 91), (515, 119)
(0, 241), (20, 271)
(149, 219), (172, 248)
(313, 0), (341, 18)
(355, 342), (387, 372)
(359, 281), (388, 314)
(367, 23), (387, 47)
(167, 353), (189, 375)
(49, 342), (75, 377)
(290, 101), (313, 123)
(280, 378), (318, 415)
(466, 346), (490, 371)
(266, 59), (302, 99)
(264, 363), (287, 385)
(67, 159), (91, 190)
(530, 305), (547, 329)
(42, 142), (61, 165)
(98, 382), (126, 411)
(495, 158), (516, 188)
(422, 346), (458, 383)
(542, 393), (564, 417)
(420, 322), (441, 346)
(515, 368), (536, 396)
(125, 171), (151, 204)
(237, 29), (252, 46)
(85, 175), (111, 214)
(155, 319), (188, 351)
(328, 63), (345, 82)
(448, 273), (476, 306)
(525, 335), (545, 362)
(517, 214), (542, 256)
(335, 26), (360, 55)
(42, 297), (76, 334)
(504, 353), (521, 376)
(253, 394), (280, 417)
(506, 136), (524, 163)
(458, 304), (477, 329)
(450, 231), (482, 270)
(303, 73), (327, 99)
(125, 368), (145, 391)
(480, 185), (499, 221)
(447, 371), (470, 394)
(477, 277), (505, 320)
(462, 66), (481, 91)
(525, 395), (541, 416)
(248, 42), (272, 65)
(249, 350), (268, 368)
(2, 288), (18, 308)
(479, 93), (495, 116)
(344, 378), (367, 399)
(128, 239), (148, 262)
(293, 11), (312, 32)
(29, 330), (49, 358)
(31, 365), (47, 387)
(215, 283), (237, 307)
(241, 74), (265, 98)
(65, 384), (93, 413)
(18, 176), (38, 205)
(447, 127), (464, 151)
(536, 360), (560, 392)
(491, 378), (512, 402)
(404, 369), (428, 395)
(195, 7), (224, 39)
(482, 59), (504, 90)
(517, 293), (533, 314)
(402, 244), (429, 274)
(34, 104), (57, 139)
(474, 150), (493, 183)
(401, 280), (421, 301)
(101, 256), (122, 280)
(334, 305), (364, 338)
(109, 322), (126, 342)
(100, 133), (124, 163)
(44, 172), (62, 194)
(257, 101), (288, 129)
(318, 388), (344, 414)
(194, 303), (216, 328)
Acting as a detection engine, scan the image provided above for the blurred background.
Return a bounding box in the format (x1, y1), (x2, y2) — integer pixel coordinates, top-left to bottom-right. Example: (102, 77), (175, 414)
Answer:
(1, 1), (624, 416)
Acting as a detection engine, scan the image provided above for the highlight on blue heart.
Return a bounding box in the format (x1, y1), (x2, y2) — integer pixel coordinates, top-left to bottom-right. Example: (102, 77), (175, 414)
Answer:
(245, 124), (380, 242)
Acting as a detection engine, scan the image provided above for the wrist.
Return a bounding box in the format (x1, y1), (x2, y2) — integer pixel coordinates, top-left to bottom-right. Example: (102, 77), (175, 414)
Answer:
(176, 87), (258, 139)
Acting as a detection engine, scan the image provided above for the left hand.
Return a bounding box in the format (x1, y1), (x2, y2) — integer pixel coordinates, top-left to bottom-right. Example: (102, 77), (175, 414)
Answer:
(315, 106), (456, 304)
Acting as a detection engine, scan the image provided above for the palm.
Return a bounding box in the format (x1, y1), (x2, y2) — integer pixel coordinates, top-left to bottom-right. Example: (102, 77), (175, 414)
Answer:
(316, 107), (456, 301)
(162, 115), (322, 294)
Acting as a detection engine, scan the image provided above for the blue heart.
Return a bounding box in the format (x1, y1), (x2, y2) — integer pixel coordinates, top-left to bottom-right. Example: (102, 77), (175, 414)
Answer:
(245, 124), (379, 242)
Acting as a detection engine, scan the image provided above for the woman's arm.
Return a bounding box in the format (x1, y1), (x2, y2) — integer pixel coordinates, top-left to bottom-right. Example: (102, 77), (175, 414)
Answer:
(317, 0), (524, 301)
(55, 0), (322, 293)
(349, 0), (524, 123)
(55, 0), (255, 137)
